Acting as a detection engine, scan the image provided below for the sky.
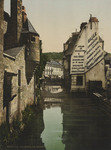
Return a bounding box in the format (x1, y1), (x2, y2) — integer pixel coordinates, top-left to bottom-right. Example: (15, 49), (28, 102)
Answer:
(4, 0), (111, 53)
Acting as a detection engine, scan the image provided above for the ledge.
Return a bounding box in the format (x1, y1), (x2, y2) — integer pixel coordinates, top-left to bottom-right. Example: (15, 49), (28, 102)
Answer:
(92, 92), (111, 116)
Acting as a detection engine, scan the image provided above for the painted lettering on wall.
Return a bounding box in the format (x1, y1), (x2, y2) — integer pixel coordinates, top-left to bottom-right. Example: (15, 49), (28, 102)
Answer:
(71, 31), (104, 74)
(88, 32), (97, 43)
(71, 50), (84, 73)
(86, 31), (103, 70)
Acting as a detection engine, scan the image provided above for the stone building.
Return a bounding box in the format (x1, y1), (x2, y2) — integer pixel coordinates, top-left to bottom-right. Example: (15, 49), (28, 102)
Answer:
(0, 0), (41, 125)
(0, 0), (5, 124)
(63, 16), (105, 93)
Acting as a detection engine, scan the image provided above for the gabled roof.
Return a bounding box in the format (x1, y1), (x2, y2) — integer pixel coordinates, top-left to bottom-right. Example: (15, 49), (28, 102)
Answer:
(27, 19), (39, 36)
(4, 46), (24, 58)
(64, 33), (104, 57)
(22, 19), (39, 36)
(64, 32), (79, 56)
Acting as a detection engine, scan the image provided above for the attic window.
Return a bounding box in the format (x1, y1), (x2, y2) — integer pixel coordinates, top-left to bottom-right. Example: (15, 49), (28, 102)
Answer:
(31, 36), (35, 42)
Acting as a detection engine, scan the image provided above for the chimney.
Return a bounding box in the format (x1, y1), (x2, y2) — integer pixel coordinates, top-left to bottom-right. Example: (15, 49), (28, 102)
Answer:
(89, 15), (99, 30)
(10, 0), (22, 47)
(89, 17), (99, 23)
(22, 6), (27, 23)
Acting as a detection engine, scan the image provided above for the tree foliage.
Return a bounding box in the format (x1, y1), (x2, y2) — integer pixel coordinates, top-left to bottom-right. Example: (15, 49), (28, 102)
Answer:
(43, 52), (63, 61)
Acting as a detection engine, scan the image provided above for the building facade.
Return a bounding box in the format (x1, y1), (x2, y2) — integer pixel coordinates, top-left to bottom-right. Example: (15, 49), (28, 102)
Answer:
(45, 61), (63, 79)
(63, 16), (105, 93)
(0, 0), (5, 124)
(0, 0), (41, 125)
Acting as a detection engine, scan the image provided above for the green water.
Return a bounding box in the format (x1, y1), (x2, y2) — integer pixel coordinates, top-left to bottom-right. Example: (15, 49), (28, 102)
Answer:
(3, 84), (111, 150)
(41, 107), (64, 150)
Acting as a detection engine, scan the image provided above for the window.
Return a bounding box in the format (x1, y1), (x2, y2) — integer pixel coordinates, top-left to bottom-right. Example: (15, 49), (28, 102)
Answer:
(18, 70), (21, 86)
(31, 36), (35, 42)
(76, 76), (83, 86)
(22, 6), (25, 10)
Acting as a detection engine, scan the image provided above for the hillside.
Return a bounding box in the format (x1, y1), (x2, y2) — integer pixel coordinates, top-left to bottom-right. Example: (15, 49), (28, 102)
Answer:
(43, 52), (63, 61)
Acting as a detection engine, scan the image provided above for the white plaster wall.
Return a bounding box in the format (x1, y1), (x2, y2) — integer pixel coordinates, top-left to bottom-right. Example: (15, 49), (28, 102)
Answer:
(69, 19), (106, 93)
(70, 30), (86, 74)
(85, 22), (104, 71)
(71, 21), (104, 75)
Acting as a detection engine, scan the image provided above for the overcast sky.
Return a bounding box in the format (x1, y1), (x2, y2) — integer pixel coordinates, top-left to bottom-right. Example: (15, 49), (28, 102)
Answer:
(4, 0), (111, 53)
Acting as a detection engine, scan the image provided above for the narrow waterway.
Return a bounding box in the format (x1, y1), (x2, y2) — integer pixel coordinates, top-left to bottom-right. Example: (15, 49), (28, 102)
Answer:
(5, 82), (111, 150)
(41, 83), (111, 150)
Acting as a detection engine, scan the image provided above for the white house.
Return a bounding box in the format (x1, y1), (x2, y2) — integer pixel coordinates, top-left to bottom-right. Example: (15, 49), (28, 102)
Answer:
(63, 16), (105, 93)
(45, 61), (63, 79)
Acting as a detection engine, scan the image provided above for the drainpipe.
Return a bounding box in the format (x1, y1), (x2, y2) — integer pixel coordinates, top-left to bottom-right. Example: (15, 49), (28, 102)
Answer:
(34, 71), (36, 105)
(18, 70), (21, 120)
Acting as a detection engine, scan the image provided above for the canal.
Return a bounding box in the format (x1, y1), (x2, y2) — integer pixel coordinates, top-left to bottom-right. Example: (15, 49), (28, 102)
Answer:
(5, 82), (111, 150)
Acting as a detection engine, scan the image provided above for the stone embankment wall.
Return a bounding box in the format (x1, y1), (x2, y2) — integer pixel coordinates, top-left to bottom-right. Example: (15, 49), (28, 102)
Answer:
(93, 93), (111, 116)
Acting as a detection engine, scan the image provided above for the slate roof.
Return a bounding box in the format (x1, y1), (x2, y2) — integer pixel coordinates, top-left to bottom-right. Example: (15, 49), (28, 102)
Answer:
(4, 46), (24, 58)
(64, 32), (79, 56)
(64, 34), (104, 57)
(47, 61), (62, 68)
(22, 19), (39, 36)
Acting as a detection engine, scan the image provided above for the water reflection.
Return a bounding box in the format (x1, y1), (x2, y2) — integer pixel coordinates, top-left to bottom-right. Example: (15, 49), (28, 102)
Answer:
(18, 111), (45, 147)
(41, 107), (64, 150)
(45, 85), (63, 94)
(43, 84), (111, 150)
(62, 98), (111, 150)
(42, 85), (65, 150)
(4, 84), (111, 150)
(7, 110), (46, 150)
